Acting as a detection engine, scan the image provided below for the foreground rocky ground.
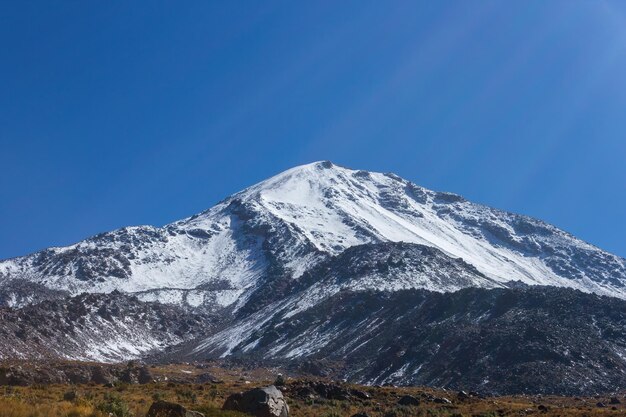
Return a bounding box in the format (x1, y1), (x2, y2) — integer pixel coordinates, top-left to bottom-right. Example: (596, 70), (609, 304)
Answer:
(0, 361), (625, 416)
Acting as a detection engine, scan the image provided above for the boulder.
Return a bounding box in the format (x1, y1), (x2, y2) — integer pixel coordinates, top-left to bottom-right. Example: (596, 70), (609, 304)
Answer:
(457, 391), (469, 400)
(286, 380), (355, 401)
(195, 373), (222, 384)
(137, 366), (154, 384)
(398, 395), (420, 406)
(297, 360), (334, 377)
(0, 367), (33, 386)
(120, 368), (138, 384)
(223, 385), (289, 417)
(351, 389), (370, 400)
(294, 386), (316, 399)
(274, 374), (285, 387)
(146, 401), (205, 417)
(63, 390), (78, 401)
(91, 366), (115, 385)
(433, 397), (452, 404)
(64, 367), (91, 384)
(313, 382), (351, 400)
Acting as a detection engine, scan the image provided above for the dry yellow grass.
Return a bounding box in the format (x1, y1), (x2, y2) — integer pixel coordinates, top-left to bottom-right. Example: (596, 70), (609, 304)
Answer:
(0, 382), (623, 417)
(0, 362), (623, 417)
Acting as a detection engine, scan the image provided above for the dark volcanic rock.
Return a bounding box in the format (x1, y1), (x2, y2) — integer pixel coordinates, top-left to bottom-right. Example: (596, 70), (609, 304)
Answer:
(312, 382), (351, 400)
(63, 390), (78, 401)
(64, 367), (91, 384)
(117, 362), (153, 384)
(197, 286), (626, 395)
(137, 366), (154, 384)
(0, 291), (214, 361)
(433, 397), (451, 404)
(296, 359), (336, 377)
(91, 366), (115, 385)
(285, 380), (352, 401)
(0, 365), (67, 386)
(223, 385), (289, 417)
(194, 373), (222, 384)
(120, 368), (138, 384)
(146, 401), (205, 417)
(398, 395), (420, 406)
(0, 279), (69, 308)
(351, 389), (370, 400)
(0, 367), (32, 386)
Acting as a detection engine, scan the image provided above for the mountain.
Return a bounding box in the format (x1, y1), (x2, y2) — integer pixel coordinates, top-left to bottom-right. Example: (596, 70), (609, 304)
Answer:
(0, 291), (216, 362)
(1, 161), (625, 311)
(1, 161), (626, 394)
(174, 286), (626, 395)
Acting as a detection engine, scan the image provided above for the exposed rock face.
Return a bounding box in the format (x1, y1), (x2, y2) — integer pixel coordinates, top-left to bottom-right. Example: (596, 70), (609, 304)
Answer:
(185, 286), (626, 395)
(91, 365), (115, 385)
(0, 292), (215, 361)
(146, 401), (205, 417)
(284, 381), (359, 401)
(398, 395), (421, 406)
(120, 363), (153, 384)
(0, 279), (69, 308)
(137, 365), (154, 384)
(0, 362), (162, 387)
(223, 385), (289, 417)
(63, 390), (78, 401)
(194, 373), (222, 384)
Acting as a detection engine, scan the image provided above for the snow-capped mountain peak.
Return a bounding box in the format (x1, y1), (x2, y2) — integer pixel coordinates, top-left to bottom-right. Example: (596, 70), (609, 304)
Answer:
(1, 161), (625, 314)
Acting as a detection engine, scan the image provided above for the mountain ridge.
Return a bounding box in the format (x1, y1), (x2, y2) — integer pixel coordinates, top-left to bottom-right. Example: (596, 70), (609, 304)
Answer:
(1, 160), (626, 394)
(172, 285), (626, 395)
(1, 161), (625, 310)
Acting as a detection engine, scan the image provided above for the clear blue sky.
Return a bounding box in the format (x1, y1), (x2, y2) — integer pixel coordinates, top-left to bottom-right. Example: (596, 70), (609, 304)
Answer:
(1, 1), (625, 259)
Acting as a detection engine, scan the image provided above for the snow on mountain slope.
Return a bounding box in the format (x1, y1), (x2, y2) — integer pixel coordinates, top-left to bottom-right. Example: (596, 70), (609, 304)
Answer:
(233, 161), (625, 294)
(0, 291), (214, 362)
(186, 241), (503, 358)
(1, 161), (625, 311)
(184, 286), (626, 395)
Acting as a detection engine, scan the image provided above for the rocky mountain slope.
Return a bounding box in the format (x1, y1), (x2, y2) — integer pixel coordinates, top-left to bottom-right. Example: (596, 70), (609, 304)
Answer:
(181, 285), (626, 395)
(1, 161), (625, 311)
(0, 161), (625, 394)
(0, 291), (215, 362)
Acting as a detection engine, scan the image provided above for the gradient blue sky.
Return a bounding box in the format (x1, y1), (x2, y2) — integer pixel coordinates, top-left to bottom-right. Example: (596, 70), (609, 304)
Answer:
(1, 1), (625, 259)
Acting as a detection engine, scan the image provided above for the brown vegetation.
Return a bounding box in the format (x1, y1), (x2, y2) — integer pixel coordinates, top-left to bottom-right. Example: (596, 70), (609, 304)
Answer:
(0, 362), (623, 417)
